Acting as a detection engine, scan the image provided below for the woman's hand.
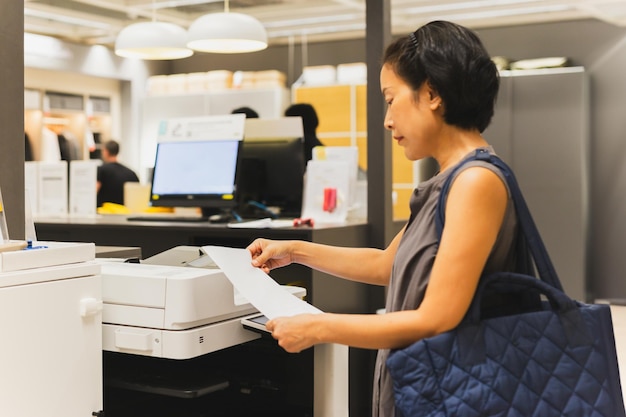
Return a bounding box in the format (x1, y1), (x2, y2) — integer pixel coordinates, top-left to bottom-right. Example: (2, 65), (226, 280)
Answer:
(246, 238), (296, 273)
(266, 314), (322, 353)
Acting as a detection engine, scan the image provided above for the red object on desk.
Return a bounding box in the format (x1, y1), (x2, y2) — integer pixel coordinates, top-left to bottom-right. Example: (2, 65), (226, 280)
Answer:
(293, 218), (314, 227)
(323, 187), (337, 213)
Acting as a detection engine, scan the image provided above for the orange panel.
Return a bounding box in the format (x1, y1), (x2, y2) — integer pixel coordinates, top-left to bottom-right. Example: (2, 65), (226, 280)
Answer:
(392, 144), (414, 183)
(356, 84), (368, 132)
(294, 86), (351, 133)
(356, 136), (368, 171)
(393, 188), (413, 221)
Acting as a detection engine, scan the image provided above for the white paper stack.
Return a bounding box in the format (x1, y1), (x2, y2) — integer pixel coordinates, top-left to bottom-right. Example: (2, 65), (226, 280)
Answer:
(303, 65), (337, 85)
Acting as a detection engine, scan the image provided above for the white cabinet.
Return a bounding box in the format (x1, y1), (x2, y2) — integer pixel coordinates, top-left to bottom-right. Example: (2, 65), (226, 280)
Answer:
(0, 262), (102, 417)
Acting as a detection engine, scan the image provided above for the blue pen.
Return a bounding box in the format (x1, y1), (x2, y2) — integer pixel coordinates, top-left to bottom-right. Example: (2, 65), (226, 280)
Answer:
(25, 240), (48, 250)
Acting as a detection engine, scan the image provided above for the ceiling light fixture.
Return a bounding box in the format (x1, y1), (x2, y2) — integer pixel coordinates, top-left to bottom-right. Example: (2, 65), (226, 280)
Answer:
(114, 0), (193, 60)
(115, 21), (193, 60)
(187, 0), (268, 54)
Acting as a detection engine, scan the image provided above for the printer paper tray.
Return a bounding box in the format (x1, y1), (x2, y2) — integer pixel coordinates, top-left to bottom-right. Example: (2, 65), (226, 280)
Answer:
(103, 314), (261, 360)
(106, 372), (230, 399)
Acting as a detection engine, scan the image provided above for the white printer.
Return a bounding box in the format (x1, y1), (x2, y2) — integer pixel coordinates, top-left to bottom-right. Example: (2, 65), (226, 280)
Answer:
(100, 245), (347, 417)
(100, 246), (302, 359)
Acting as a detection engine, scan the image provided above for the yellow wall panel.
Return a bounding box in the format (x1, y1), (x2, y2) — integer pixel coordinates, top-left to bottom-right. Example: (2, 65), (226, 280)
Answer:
(393, 188), (413, 220)
(356, 136), (368, 171)
(294, 86), (351, 133)
(356, 84), (367, 132)
(392, 144), (414, 184)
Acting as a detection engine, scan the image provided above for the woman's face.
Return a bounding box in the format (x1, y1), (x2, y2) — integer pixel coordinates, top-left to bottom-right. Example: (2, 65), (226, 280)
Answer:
(380, 64), (440, 161)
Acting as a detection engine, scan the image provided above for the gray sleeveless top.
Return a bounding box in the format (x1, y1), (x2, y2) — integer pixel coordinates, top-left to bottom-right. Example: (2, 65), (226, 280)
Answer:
(372, 147), (519, 417)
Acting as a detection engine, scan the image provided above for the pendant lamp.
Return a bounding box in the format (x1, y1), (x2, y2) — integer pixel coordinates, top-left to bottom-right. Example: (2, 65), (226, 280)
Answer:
(187, 0), (268, 54)
(115, 21), (193, 60)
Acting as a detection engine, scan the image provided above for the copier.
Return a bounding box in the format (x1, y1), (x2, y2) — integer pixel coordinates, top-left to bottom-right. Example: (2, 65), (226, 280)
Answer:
(100, 246), (283, 360)
(98, 246), (344, 417)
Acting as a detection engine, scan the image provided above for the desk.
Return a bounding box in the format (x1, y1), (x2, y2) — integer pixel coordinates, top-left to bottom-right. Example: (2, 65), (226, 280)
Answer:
(96, 245), (142, 259)
(35, 215), (381, 417)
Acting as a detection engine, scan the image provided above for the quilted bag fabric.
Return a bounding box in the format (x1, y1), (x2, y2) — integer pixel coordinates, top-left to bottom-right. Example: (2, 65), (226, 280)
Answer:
(386, 150), (626, 417)
(387, 274), (625, 417)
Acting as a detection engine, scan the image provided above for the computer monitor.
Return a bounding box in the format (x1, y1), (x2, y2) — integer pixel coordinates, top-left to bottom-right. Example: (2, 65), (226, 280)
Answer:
(237, 137), (305, 218)
(149, 139), (242, 217)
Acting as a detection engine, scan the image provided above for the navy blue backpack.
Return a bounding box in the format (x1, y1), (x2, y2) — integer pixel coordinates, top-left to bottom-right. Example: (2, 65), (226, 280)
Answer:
(386, 149), (626, 417)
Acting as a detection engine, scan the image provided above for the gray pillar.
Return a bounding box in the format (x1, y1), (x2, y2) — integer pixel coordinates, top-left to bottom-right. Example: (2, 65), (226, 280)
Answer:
(358, 3), (392, 416)
(0, 2), (25, 240)
(366, 0), (393, 250)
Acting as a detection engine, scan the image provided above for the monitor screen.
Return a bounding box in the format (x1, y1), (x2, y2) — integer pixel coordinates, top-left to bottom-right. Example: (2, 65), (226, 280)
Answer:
(149, 139), (242, 216)
(237, 137), (305, 219)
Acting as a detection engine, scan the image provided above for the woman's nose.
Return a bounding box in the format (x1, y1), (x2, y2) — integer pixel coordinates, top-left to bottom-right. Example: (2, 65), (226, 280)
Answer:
(384, 112), (393, 130)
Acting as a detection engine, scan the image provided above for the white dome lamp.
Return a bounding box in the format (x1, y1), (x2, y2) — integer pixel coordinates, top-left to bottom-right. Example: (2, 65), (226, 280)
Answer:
(115, 2), (193, 61)
(187, 0), (268, 54)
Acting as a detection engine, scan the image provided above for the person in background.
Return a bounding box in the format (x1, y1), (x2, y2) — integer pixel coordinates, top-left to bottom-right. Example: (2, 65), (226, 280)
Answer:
(97, 140), (139, 207)
(247, 21), (515, 417)
(231, 106), (259, 118)
(284, 103), (324, 162)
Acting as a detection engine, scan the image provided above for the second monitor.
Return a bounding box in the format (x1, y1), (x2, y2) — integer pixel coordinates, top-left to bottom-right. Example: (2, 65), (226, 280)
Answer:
(237, 117), (306, 219)
(237, 137), (304, 219)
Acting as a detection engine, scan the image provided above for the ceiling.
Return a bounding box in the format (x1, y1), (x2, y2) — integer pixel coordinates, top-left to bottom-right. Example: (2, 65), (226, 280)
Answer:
(23, 0), (626, 49)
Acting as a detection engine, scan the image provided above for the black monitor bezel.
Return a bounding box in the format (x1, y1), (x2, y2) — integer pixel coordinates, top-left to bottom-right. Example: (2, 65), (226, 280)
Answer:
(236, 136), (305, 218)
(148, 139), (243, 215)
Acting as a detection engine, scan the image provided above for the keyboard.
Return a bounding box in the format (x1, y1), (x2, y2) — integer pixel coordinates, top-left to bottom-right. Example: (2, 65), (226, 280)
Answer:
(127, 215), (209, 223)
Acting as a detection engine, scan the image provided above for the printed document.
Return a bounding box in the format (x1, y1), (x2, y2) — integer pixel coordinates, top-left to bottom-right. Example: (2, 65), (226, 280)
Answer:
(202, 245), (322, 319)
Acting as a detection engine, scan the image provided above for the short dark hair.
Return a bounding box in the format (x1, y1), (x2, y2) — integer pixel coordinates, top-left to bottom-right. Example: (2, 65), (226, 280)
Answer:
(231, 106), (259, 118)
(104, 140), (120, 156)
(284, 103), (319, 133)
(382, 20), (499, 133)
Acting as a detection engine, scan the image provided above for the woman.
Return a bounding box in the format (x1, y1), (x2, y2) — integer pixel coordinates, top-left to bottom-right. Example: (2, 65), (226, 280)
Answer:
(247, 20), (519, 417)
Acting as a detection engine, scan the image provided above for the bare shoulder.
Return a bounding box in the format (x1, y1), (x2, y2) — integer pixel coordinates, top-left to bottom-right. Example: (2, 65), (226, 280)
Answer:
(449, 165), (507, 199)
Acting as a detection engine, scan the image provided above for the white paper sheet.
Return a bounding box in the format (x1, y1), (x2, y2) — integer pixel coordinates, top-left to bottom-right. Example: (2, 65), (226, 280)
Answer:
(227, 218), (294, 229)
(301, 159), (350, 224)
(69, 160), (99, 217)
(38, 162), (68, 216)
(203, 245), (322, 320)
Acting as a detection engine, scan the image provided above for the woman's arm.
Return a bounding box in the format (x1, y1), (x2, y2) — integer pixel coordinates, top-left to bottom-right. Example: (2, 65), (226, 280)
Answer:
(248, 227), (405, 286)
(266, 166), (508, 352)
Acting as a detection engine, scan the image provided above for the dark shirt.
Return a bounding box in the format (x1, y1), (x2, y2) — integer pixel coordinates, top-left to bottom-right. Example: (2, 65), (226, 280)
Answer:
(57, 134), (72, 161)
(97, 162), (139, 207)
(304, 133), (323, 162)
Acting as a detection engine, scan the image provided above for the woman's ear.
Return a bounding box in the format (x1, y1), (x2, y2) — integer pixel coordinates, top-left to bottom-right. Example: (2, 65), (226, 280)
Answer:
(426, 82), (442, 110)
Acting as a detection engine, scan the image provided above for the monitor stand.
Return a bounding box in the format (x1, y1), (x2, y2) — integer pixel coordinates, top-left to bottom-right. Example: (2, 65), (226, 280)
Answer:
(202, 207), (236, 224)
